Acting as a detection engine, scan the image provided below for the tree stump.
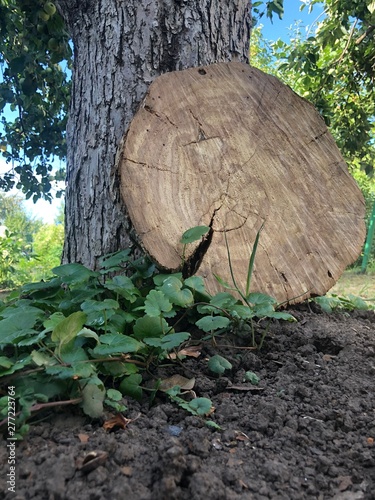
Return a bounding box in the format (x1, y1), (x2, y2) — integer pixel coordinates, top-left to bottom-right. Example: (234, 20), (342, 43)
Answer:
(117, 62), (366, 304)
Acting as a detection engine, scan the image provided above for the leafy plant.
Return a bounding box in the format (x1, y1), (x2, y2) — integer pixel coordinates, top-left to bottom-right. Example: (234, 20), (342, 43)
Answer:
(0, 227), (294, 436)
(208, 354), (233, 376)
(197, 226), (296, 348)
(312, 293), (372, 312)
(165, 386), (213, 417)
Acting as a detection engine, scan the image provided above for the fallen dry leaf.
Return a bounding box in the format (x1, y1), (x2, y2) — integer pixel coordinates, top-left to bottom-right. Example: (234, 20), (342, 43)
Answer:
(337, 475), (353, 492)
(103, 412), (141, 431)
(76, 450), (108, 473)
(168, 345), (202, 359)
(239, 479), (249, 489)
(227, 385), (265, 392)
(159, 374), (195, 392)
(322, 354), (336, 362)
(235, 431), (250, 442)
(77, 433), (89, 443)
(103, 414), (131, 431)
(121, 466), (133, 476)
(227, 457), (243, 467)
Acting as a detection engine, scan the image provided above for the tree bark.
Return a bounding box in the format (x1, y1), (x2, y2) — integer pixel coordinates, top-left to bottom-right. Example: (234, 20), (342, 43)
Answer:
(56, 0), (251, 269)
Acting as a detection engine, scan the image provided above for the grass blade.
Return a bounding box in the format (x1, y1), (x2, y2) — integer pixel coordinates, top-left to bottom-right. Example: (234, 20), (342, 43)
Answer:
(246, 224), (264, 297)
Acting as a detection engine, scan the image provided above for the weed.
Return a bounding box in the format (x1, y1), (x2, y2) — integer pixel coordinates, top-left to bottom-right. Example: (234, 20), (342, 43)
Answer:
(0, 227), (293, 436)
(312, 293), (373, 312)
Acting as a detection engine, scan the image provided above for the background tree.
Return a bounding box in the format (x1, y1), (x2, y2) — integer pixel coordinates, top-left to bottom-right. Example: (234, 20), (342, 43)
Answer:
(0, 193), (63, 287)
(0, 0), (70, 200)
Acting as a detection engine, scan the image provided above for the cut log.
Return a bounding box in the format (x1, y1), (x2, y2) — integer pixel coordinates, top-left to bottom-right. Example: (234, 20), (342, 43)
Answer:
(117, 62), (366, 304)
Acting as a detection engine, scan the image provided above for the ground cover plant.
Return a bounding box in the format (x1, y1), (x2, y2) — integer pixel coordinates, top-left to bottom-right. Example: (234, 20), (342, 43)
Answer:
(0, 227), (296, 437)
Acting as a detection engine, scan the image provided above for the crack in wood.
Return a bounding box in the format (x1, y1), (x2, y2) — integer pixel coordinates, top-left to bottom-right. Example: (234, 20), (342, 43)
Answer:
(125, 157), (178, 174)
(182, 135), (221, 147)
(309, 130), (328, 143)
(181, 207), (221, 278)
(143, 104), (178, 129)
(187, 108), (215, 145)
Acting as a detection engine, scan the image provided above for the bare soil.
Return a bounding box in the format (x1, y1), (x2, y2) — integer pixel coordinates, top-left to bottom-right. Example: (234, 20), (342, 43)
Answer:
(1, 305), (375, 500)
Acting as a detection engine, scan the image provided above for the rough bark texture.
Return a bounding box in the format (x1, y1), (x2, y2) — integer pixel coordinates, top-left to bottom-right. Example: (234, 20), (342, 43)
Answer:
(118, 63), (366, 304)
(56, 0), (251, 268)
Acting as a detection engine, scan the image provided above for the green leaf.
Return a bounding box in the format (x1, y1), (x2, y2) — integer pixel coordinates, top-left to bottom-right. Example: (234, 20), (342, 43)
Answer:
(207, 354), (232, 375)
(99, 249), (131, 270)
(52, 263), (99, 284)
(46, 362), (95, 379)
(81, 300), (118, 328)
(119, 374), (143, 401)
(195, 315), (230, 332)
(313, 296), (340, 313)
(180, 225), (210, 244)
(30, 350), (56, 367)
(0, 356), (13, 369)
(81, 299), (119, 313)
(347, 294), (369, 311)
(265, 311), (296, 321)
(77, 327), (100, 342)
(60, 346), (89, 364)
(92, 333), (143, 355)
(247, 292), (277, 306)
(51, 311), (87, 346)
(211, 292), (238, 309)
(184, 276), (210, 296)
(230, 304), (255, 320)
(368, 0), (375, 14)
(81, 379), (106, 418)
(104, 275), (141, 303)
(0, 308), (43, 345)
(144, 290), (173, 317)
(0, 356), (33, 377)
(153, 273), (183, 286)
(160, 276), (194, 307)
(106, 311), (137, 334)
(43, 311), (66, 329)
(68, 288), (101, 304)
(106, 389), (123, 401)
(244, 371), (260, 385)
(188, 397), (213, 416)
(245, 225), (263, 296)
(21, 278), (62, 297)
(133, 315), (169, 340)
(205, 420), (221, 430)
(213, 274), (236, 290)
(144, 332), (190, 351)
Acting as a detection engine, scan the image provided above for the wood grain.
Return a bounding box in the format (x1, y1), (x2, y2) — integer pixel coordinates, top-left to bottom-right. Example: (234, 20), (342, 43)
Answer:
(118, 62), (366, 304)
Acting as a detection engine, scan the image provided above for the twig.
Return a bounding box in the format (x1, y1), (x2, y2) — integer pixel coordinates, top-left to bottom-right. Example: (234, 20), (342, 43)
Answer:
(355, 25), (375, 45)
(0, 397), (82, 430)
(334, 19), (358, 66)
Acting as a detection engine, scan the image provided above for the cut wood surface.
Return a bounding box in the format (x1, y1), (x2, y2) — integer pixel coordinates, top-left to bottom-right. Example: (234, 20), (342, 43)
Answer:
(118, 62), (366, 304)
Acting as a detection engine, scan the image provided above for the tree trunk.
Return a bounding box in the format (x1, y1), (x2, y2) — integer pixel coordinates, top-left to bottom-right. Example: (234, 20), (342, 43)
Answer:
(56, 0), (251, 269)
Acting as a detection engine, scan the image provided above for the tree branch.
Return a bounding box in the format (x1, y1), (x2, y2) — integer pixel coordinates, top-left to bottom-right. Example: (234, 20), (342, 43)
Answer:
(355, 25), (375, 45)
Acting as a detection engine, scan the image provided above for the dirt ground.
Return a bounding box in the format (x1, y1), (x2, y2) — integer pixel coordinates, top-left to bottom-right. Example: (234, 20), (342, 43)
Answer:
(1, 304), (374, 500)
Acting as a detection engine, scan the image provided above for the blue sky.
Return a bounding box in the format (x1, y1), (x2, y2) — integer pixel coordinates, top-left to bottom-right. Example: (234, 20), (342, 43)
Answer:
(260, 0), (325, 42)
